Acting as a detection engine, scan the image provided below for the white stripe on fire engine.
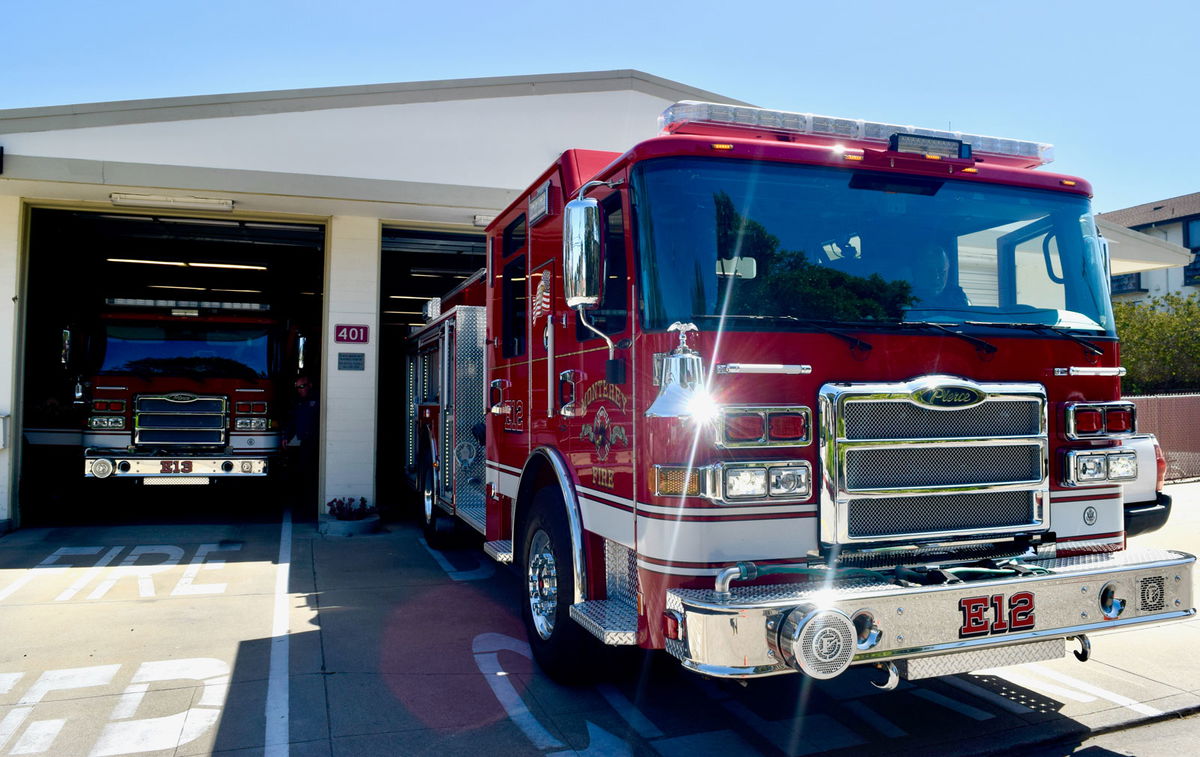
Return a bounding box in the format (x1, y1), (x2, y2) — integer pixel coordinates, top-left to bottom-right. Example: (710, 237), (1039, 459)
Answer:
(577, 498), (635, 548)
(634, 501), (818, 517)
(635, 516), (816, 567)
(576, 485), (634, 507)
(486, 459), (522, 475)
(637, 559), (723, 577)
(490, 470), (520, 500)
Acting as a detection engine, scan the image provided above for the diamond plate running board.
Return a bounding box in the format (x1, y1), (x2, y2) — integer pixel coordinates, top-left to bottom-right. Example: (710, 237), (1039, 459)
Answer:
(570, 600), (639, 645)
(483, 540), (513, 564)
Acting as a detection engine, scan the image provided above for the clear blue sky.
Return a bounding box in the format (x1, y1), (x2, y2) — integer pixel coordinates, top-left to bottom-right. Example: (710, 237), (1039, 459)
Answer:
(2, 0), (1194, 213)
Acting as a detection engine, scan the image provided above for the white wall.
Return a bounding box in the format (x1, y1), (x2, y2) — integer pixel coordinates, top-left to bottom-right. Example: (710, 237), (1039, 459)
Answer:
(0, 197), (19, 528)
(321, 216), (382, 512)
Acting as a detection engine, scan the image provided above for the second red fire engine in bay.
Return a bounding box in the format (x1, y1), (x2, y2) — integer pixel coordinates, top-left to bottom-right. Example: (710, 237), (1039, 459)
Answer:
(404, 101), (1195, 686)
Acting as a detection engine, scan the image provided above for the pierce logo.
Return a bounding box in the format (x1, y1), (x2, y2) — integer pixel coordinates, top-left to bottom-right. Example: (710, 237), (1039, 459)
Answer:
(912, 385), (984, 408)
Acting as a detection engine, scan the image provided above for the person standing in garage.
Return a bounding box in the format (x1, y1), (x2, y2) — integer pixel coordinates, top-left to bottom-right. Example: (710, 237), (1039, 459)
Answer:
(283, 376), (319, 514)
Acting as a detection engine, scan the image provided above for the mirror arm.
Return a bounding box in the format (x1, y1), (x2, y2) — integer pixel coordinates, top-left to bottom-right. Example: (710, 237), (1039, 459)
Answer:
(576, 309), (615, 361)
(575, 179), (623, 201)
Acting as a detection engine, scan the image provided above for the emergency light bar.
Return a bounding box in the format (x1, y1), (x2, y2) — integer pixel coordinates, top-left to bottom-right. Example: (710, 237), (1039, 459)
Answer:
(659, 101), (1054, 167)
(106, 298), (270, 311)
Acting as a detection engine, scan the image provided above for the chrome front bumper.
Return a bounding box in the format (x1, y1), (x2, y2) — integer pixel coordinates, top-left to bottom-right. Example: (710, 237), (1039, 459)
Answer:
(665, 548), (1194, 679)
(84, 454), (268, 478)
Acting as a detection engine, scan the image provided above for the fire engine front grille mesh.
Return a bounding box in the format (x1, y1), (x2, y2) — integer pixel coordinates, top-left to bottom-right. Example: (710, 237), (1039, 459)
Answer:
(843, 400), (1041, 440)
(134, 395), (227, 446)
(844, 444), (1043, 491)
(847, 490), (1036, 538)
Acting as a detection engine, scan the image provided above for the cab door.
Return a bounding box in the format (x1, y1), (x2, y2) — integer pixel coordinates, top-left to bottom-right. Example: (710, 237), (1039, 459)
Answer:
(559, 186), (635, 544)
(487, 214), (531, 487)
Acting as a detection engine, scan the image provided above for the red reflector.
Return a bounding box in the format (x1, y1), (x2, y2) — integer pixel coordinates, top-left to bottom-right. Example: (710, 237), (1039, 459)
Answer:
(251, 402), (267, 414)
(725, 413), (765, 442)
(769, 413), (808, 441)
(1106, 409), (1132, 433)
(108, 402), (123, 412)
(236, 402), (252, 413)
(662, 612), (681, 640)
(1074, 409), (1103, 434)
(92, 401), (106, 411)
(1154, 442), (1167, 491)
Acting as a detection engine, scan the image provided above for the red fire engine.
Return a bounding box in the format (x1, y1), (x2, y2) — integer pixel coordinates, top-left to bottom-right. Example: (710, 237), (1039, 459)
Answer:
(70, 298), (302, 485)
(405, 102), (1195, 685)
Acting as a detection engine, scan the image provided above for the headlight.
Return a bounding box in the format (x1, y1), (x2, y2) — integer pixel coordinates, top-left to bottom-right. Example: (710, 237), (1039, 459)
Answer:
(1106, 451), (1138, 481)
(1065, 449), (1138, 485)
(769, 466), (811, 497)
(725, 468), (768, 499)
(235, 417), (268, 431)
(89, 416), (125, 430)
(1076, 454), (1107, 482)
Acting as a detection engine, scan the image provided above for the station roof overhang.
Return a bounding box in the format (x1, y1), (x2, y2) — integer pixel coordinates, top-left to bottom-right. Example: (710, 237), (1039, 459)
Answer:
(1097, 218), (1193, 274)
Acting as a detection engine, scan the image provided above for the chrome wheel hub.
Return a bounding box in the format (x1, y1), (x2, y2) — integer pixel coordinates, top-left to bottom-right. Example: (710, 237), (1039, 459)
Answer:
(526, 529), (558, 639)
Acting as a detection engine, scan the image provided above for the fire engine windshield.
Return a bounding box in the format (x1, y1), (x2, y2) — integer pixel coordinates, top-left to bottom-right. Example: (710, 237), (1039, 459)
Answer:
(632, 157), (1114, 336)
(98, 322), (270, 379)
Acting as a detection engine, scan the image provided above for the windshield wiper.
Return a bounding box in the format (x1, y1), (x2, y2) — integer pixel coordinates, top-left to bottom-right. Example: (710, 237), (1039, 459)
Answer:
(692, 314), (872, 351)
(964, 322), (1104, 356)
(900, 321), (997, 354)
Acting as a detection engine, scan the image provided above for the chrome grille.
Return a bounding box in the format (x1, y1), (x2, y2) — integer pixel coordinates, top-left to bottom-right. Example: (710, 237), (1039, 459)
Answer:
(844, 444), (1043, 491)
(847, 491), (1036, 538)
(821, 377), (1048, 546)
(843, 399), (1041, 440)
(134, 394), (227, 446)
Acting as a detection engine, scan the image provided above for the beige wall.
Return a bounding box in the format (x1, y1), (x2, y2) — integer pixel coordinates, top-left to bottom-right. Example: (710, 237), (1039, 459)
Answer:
(0, 197), (20, 528)
(320, 216), (382, 512)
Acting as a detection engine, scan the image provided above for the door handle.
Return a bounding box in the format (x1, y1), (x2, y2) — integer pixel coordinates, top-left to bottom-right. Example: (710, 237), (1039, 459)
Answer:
(489, 379), (511, 415)
(558, 370), (584, 417)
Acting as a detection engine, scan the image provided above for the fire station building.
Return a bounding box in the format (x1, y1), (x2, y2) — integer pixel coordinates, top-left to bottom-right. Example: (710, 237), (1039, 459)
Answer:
(0, 70), (1187, 529)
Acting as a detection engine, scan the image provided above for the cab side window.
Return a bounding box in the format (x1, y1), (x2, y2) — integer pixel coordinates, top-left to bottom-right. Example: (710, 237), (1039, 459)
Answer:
(501, 215), (527, 358)
(577, 194), (628, 340)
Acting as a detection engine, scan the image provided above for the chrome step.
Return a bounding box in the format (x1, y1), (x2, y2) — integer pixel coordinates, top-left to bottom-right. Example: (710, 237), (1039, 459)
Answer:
(570, 600), (639, 645)
(483, 540), (513, 564)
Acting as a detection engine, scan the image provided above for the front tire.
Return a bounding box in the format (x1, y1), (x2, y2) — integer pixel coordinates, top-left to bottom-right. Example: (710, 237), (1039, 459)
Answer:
(521, 487), (593, 682)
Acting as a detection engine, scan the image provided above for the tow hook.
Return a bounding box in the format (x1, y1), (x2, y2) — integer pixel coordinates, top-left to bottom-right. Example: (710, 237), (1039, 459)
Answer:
(1070, 634), (1091, 662)
(871, 662), (900, 691)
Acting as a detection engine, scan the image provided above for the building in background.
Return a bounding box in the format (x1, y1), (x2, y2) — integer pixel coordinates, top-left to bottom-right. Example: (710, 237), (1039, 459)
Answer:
(1100, 193), (1200, 301)
(0, 70), (1187, 529)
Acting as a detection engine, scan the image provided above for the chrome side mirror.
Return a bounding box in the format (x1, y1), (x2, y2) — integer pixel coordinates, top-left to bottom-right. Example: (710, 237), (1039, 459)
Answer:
(61, 329), (71, 367)
(563, 197), (603, 310)
(297, 335), (307, 372)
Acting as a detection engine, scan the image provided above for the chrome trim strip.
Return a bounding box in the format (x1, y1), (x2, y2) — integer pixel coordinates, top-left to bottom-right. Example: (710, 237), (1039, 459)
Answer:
(1055, 367), (1127, 376)
(679, 611), (1195, 679)
(524, 447), (589, 605)
(1063, 447), (1139, 486)
(652, 460), (814, 505)
(1064, 401), (1137, 440)
(715, 405), (813, 449)
(716, 364), (813, 375)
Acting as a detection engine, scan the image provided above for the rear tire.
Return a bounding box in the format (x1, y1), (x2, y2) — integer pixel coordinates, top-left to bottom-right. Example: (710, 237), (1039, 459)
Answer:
(420, 463), (456, 548)
(521, 487), (594, 683)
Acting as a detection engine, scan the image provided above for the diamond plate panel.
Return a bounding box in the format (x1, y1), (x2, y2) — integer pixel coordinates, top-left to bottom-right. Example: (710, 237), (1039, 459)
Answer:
(570, 601), (638, 645)
(896, 639), (1065, 680)
(452, 307), (486, 511)
(483, 540), (513, 564)
(605, 540), (639, 608)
